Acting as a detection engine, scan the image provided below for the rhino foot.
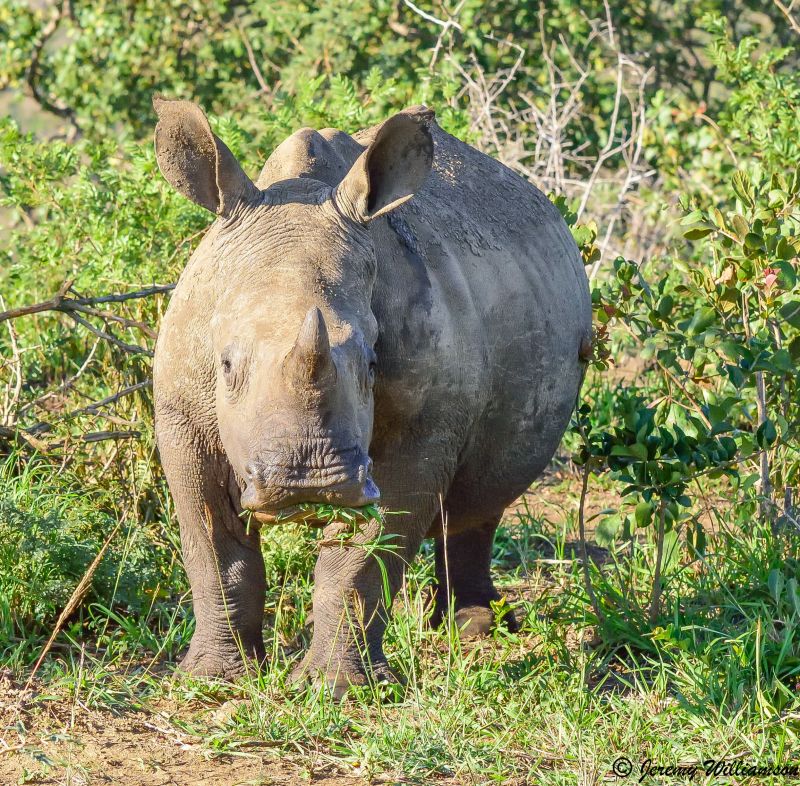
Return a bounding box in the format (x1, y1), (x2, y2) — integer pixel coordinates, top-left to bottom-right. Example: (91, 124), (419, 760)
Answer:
(289, 652), (401, 700)
(178, 638), (265, 680)
(456, 604), (518, 637)
(432, 602), (519, 639)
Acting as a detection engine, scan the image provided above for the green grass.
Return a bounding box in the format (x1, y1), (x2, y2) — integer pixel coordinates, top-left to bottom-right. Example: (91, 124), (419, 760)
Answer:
(4, 463), (800, 784)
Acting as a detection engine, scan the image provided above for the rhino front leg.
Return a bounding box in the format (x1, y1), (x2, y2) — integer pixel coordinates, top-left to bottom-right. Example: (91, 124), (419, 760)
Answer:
(159, 420), (266, 678)
(292, 514), (418, 698)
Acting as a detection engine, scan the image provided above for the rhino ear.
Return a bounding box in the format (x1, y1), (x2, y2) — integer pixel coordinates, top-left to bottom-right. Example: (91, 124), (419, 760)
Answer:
(335, 109), (433, 223)
(153, 96), (259, 217)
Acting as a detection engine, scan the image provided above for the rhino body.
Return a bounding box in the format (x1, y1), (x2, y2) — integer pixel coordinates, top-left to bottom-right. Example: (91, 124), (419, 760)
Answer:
(152, 99), (591, 693)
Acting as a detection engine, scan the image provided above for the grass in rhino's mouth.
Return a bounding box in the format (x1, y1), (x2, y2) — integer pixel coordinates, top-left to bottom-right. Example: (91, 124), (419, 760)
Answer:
(241, 502), (385, 533)
(275, 502), (384, 526)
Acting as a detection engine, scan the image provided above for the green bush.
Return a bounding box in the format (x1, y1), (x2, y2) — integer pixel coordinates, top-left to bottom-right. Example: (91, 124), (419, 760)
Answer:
(0, 455), (180, 642)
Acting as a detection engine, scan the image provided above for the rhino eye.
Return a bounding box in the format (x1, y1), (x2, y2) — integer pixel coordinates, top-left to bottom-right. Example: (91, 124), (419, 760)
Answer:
(367, 349), (377, 386)
(220, 349), (237, 387)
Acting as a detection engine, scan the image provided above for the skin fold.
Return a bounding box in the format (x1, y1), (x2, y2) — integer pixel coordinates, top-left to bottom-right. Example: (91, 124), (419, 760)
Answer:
(151, 96), (592, 695)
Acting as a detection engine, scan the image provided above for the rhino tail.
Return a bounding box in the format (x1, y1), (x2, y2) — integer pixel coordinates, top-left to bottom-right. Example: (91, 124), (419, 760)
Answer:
(578, 330), (595, 363)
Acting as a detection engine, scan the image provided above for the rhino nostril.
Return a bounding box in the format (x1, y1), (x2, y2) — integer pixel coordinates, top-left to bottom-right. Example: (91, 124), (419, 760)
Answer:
(358, 458), (373, 484)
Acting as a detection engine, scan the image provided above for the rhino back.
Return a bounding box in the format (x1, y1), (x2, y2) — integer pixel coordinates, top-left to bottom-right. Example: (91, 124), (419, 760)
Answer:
(367, 121), (590, 477)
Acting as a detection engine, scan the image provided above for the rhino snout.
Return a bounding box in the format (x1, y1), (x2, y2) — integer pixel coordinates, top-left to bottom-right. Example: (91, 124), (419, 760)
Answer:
(240, 452), (380, 513)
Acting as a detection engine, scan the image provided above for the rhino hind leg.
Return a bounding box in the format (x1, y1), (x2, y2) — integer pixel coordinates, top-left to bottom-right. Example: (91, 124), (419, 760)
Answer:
(431, 518), (518, 638)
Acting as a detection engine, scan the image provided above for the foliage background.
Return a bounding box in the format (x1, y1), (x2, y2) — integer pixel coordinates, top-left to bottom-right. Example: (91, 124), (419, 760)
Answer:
(2, 1), (800, 782)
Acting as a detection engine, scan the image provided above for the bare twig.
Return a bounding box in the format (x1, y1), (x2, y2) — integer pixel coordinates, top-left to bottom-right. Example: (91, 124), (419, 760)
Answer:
(402, 0), (464, 70)
(24, 0), (79, 134)
(24, 519), (123, 691)
(402, 0), (462, 31)
(0, 282), (175, 323)
(741, 298), (773, 521)
(235, 17), (273, 96)
(0, 277), (73, 323)
(648, 499), (666, 626)
(27, 380), (151, 435)
(0, 425), (50, 452)
(0, 282), (175, 357)
(66, 311), (153, 356)
(590, 63), (654, 276)
(76, 283), (177, 305)
(577, 6), (625, 221)
(443, 7), (654, 263)
(69, 303), (157, 339)
(577, 459), (603, 624)
(774, 0), (800, 36)
(75, 430), (140, 444)
(0, 296), (23, 428)
(0, 426), (139, 452)
(18, 338), (101, 418)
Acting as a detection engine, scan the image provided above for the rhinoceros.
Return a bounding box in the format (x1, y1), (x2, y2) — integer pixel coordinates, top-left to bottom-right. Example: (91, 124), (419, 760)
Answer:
(152, 97), (591, 695)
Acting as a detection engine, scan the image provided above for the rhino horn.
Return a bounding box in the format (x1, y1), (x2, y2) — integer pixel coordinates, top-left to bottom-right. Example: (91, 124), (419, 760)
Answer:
(284, 307), (334, 386)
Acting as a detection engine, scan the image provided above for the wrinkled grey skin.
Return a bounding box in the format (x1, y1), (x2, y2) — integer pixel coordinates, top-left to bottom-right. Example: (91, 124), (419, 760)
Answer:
(152, 96), (591, 695)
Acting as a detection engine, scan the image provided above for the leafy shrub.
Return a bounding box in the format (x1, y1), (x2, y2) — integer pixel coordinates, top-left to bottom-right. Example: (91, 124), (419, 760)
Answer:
(0, 454), (179, 640)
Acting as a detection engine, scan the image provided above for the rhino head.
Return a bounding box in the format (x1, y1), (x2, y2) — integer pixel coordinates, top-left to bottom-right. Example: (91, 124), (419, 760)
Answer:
(153, 98), (433, 522)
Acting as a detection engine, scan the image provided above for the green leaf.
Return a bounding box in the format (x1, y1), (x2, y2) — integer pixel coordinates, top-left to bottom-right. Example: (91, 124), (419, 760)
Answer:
(687, 307), (717, 335)
(732, 170), (755, 208)
(610, 443), (649, 461)
(660, 529), (681, 575)
(779, 300), (800, 329)
(744, 232), (763, 250)
(776, 236), (796, 261)
(635, 501), (653, 528)
(595, 515), (622, 547)
(571, 223), (597, 248)
(768, 568), (784, 607)
(684, 226), (714, 240)
(680, 209), (705, 225)
(756, 419), (778, 448)
(657, 295), (674, 319)
(731, 214), (749, 239)
(789, 578), (800, 618)
(775, 260), (797, 289)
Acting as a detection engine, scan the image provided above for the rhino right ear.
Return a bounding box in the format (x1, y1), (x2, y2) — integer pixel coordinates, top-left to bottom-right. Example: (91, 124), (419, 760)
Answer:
(153, 96), (259, 217)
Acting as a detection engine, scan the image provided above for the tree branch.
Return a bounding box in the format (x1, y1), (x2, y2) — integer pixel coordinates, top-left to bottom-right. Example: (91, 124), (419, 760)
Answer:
(0, 282), (175, 323)
(24, 0), (80, 132)
(0, 282), (175, 356)
(774, 0), (800, 36)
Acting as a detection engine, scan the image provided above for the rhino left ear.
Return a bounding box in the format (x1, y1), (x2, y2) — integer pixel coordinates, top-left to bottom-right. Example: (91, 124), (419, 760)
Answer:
(335, 108), (434, 223)
(153, 95), (260, 217)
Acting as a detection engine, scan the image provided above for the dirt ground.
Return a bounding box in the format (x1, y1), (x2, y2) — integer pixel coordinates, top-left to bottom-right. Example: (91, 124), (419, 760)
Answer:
(0, 691), (443, 786)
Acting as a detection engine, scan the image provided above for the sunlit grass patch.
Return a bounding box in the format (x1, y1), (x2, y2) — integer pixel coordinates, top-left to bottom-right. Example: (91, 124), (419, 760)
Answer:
(6, 484), (800, 783)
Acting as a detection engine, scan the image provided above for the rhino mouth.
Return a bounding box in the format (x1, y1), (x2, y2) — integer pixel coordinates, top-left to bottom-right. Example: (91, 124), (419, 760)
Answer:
(244, 475), (381, 527)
